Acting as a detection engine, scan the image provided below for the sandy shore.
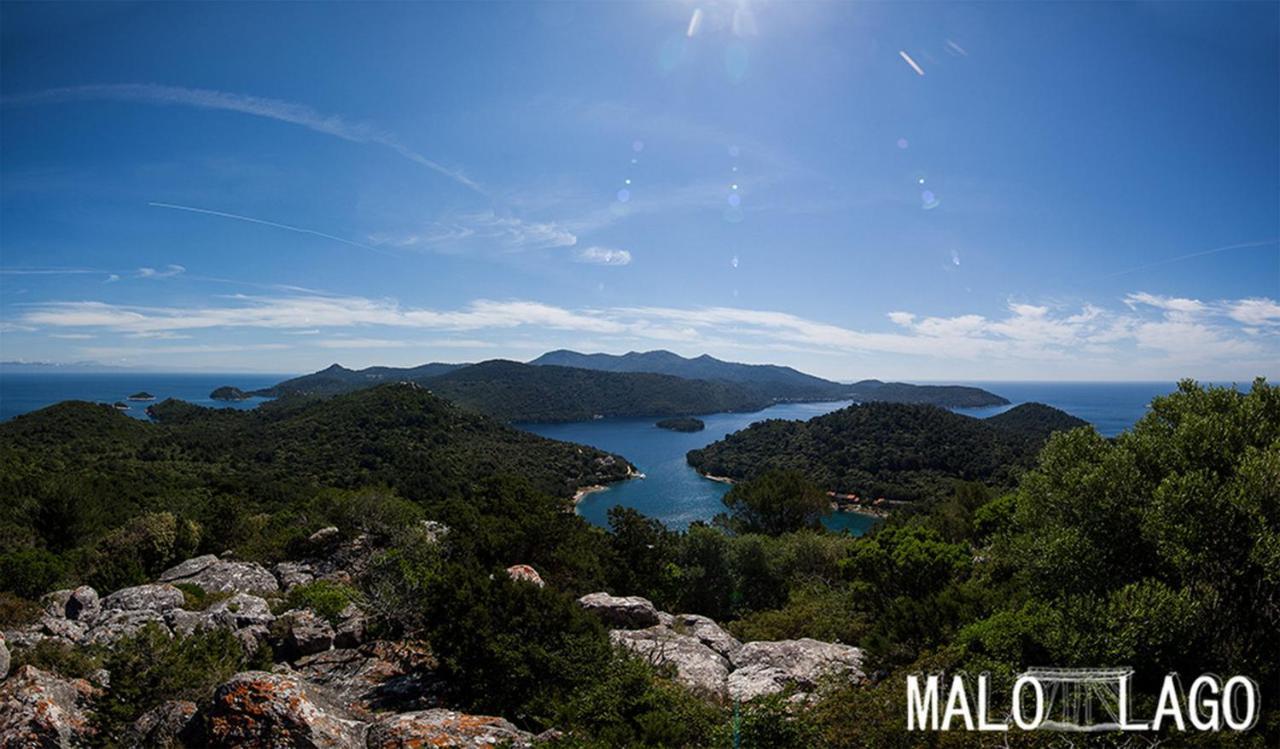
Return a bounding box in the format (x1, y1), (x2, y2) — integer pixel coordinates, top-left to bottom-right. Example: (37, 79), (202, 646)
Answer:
(572, 484), (608, 505)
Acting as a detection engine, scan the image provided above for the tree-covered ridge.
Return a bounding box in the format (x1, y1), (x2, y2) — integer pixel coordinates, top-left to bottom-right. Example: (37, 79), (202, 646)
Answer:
(422, 360), (768, 422)
(252, 361), (467, 398)
(687, 401), (1087, 503)
(531, 349), (1011, 407)
(0, 383), (632, 591)
(846, 379), (1010, 408)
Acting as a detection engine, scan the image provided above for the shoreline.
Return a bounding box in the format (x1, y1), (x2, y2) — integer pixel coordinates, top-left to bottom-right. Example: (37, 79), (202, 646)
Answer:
(695, 468), (892, 519)
(572, 465), (645, 506)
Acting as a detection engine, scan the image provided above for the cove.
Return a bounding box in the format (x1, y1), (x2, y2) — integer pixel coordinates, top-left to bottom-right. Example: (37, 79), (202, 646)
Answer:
(521, 401), (878, 534)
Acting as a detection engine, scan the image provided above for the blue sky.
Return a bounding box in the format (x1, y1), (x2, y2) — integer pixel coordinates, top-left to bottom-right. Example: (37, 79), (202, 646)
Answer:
(1, 1), (1277, 380)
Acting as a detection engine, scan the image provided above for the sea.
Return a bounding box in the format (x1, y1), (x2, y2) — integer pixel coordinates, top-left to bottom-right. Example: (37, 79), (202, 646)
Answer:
(0, 373), (1220, 534)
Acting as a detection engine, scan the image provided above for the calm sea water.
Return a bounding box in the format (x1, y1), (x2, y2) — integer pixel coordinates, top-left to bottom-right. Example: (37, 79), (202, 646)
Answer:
(1, 373), (1202, 534)
(0, 371), (286, 421)
(525, 381), (1200, 533)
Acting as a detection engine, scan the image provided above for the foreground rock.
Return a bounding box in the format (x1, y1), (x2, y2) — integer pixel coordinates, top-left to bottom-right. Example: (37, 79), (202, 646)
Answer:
(159, 555), (280, 594)
(127, 700), (198, 748)
(101, 583), (185, 613)
(576, 592), (660, 629)
(610, 627), (731, 697)
(0, 634), (8, 680)
(202, 671), (368, 748)
(367, 709), (533, 748)
(727, 638), (866, 702)
(0, 665), (98, 748)
(286, 641), (441, 719)
(671, 613), (742, 658)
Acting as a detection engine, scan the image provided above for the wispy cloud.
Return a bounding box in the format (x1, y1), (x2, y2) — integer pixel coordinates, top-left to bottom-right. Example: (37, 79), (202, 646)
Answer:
(14, 291), (1276, 375)
(369, 211), (579, 254)
(150, 202), (397, 257)
(575, 246), (632, 266)
(136, 264), (186, 279)
(1105, 239), (1278, 278)
(2, 84), (483, 194)
(898, 51), (925, 76)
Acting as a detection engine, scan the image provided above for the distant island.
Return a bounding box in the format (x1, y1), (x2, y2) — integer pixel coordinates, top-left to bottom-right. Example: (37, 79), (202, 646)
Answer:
(687, 401), (1088, 504)
(210, 386), (252, 401)
(126, 391), (155, 401)
(235, 351), (1009, 422)
(656, 417), (705, 432)
(111, 402), (129, 411)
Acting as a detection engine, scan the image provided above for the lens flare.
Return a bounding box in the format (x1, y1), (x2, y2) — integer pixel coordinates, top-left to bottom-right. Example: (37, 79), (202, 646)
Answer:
(617, 188), (631, 203)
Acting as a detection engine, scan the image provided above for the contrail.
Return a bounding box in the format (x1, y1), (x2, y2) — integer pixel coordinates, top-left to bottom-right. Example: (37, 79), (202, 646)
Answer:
(898, 51), (925, 76)
(149, 202), (400, 258)
(1104, 239), (1278, 278)
(3, 84), (484, 195)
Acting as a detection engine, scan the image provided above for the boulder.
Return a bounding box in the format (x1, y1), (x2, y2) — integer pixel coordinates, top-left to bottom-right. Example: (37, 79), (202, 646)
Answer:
(505, 564), (545, 588)
(85, 609), (171, 646)
(127, 700), (198, 748)
(727, 638), (865, 702)
(159, 557), (279, 595)
(202, 671), (367, 748)
(290, 641), (441, 719)
(333, 604), (366, 650)
(610, 627), (730, 697)
(274, 561), (315, 592)
(166, 609), (221, 638)
(308, 526), (341, 547)
(207, 593), (275, 630)
(278, 609), (335, 658)
(366, 709), (533, 749)
(65, 586), (101, 623)
(40, 615), (88, 643)
(0, 634), (9, 680)
(576, 592), (660, 629)
(101, 583), (185, 613)
(672, 613), (741, 658)
(0, 665), (98, 747)
(40, 589), (74, 620)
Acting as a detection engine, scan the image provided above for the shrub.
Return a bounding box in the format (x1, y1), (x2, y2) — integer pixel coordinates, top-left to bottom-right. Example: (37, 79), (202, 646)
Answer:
(174, 583), (233, 611)
(11, 637), (101, 680)
(0, 591), (41, 628)
(0, 548), (68, 598)
(282, 580), (363, 624)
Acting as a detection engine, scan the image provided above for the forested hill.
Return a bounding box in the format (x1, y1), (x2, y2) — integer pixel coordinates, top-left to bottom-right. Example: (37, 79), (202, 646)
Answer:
(252, 361), (467, 398)
(530, 349), (848, 400)
(0, 383), (633, 553)
(422, 360), (768, 422)
(530, 350), (1009, 407)
(686, 401), (1088, 502)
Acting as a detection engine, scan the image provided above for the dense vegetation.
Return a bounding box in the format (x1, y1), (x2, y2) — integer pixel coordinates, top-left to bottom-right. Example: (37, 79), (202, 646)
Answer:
(249, 352), (1011, 418)
(687, 402), (1088, 503)
(845, 379), (1009, 408)
(208, 385), (250, 401)
(656, 417), (705, 432)
(533, 350), (1010, 407)
(0, 383), (630, 594)
(2, 379), (1275, 746)
(252, 361), (467, 398)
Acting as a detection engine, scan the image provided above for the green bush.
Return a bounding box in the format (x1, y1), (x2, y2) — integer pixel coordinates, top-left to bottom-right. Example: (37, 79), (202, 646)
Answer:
(11, 637), (101, 680)
(0, 548), (68, 598)
(175, 583), (233, 611)
(0, 591), (41, 628)
(282, 579), (363, 624)
(93, 623), (248, 744)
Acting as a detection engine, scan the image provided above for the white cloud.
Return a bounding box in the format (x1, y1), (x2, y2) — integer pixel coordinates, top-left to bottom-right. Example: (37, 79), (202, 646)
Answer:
(1227, 298), (1280, 327)
(3, 84), (482, 193)
(137, 264), (186, 280)
(371, 211), (578, 253)
(575, 246), (632, 266)
(13, 292), (1277, 377)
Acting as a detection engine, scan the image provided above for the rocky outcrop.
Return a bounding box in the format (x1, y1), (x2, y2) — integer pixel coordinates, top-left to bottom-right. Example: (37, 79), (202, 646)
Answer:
(610, 627), (731, 697)
(366, 709), (533, 748)
(0, 665), (98, 748)
(334, 604), (366, 650)
(102, 583), (185, 613)
(287, 641), (440, 719)
(127, 700), (198, 748)
(0, 634), (9, 680)
(86, 609), (171, 646)
(672, 613), (741, 659)
(727, 638), (866, 702)
(578, 593), (865, 703)
(159, 556), (279, 595)
(505, 564), (545, 588)
(202, 671), (368, 748)
(277, 609), (335, 659)
(576, 592), (660, 629)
